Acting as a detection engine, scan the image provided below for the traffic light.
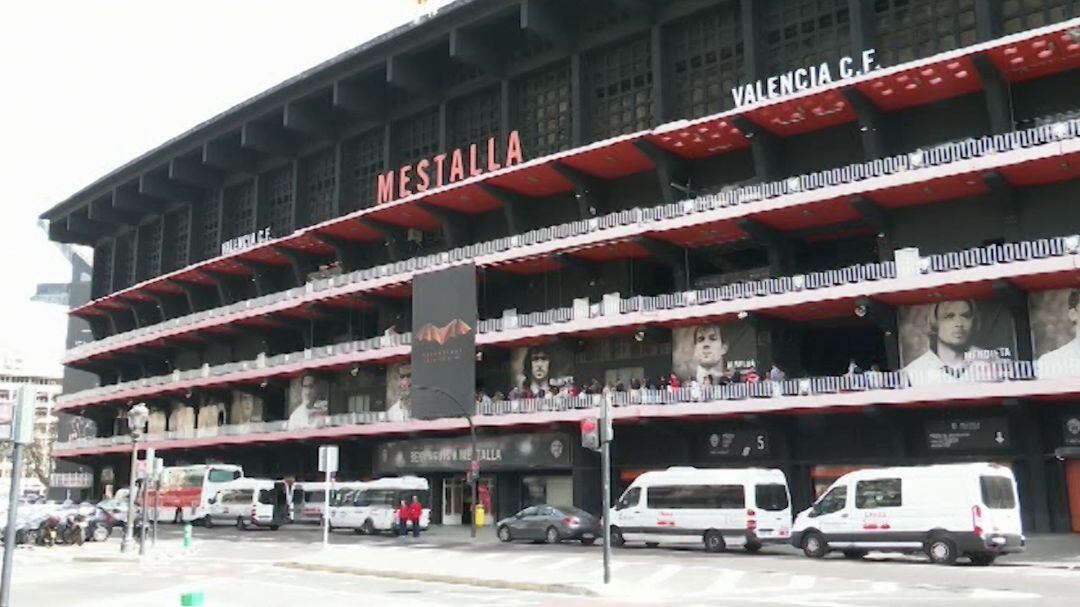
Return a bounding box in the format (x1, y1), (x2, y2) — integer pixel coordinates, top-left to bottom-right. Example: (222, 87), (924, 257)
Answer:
(581, 418), (600, 451)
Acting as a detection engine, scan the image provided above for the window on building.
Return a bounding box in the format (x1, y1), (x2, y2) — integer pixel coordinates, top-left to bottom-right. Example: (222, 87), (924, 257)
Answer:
(162, 207), (191, 273)
(516, 62), (572, 158)
(450, 87), (501, 169)
(113, 231), (136, 289)
(197, 195), (222, 261)
(394, 109), (440, 168)
(222, 180), (256, 241)
(346, 394), (371, 413)
(668, 3), (744, 118)
(647, 484), (745, 509)
(588, 35), (654, 140)
(92, 242), (113, 298)
(303, 149), (337, 226)
(264, 164), (295, 239)
(980, 476), (1017, 509)
(874, 0), (976, 66)
(855, 478), (902, 508)
(765, 0), (851, 76)
(137, 217), (163, 281)
(1002, 0), (1080, 35)
(342, 130), (385, 211)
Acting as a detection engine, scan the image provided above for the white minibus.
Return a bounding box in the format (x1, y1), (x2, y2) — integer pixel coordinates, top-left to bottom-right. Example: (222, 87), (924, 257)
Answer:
(329, 477), (431, 535)
(205, 478), (291, 530)
(291, 482), (329, 524)
(791, 463), (1024, 565)
(610, 467), (792, 552)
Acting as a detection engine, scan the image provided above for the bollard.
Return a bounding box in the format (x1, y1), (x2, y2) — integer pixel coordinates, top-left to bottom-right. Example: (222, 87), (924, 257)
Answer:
(474, 504), (485, 527)
(180, 591), (204, 606)
(182, 523), (193, 550)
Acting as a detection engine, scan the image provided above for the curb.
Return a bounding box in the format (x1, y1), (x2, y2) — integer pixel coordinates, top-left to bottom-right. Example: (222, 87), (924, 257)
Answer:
(276, 561), (597, 596)
(1000, 561), (1080, 570)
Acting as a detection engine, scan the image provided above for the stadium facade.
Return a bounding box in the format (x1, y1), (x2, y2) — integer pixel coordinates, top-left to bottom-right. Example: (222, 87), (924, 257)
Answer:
(42, 0), (1080, 533)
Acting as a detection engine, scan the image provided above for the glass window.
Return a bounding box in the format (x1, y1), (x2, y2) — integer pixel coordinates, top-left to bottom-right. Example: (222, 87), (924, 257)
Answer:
(224, 489), (253, 505)
(754, 484), (789, 512)
(257, 489), (276, 505)
(616, 487), (641, 510)
(208, 469), (239, 483)
(646, 485), (745, 509)
(855, 479), (902, 509)
(304, 491), (325, 504)
(518, 506), (539, 517)
(980, 476), (1016, 509)
(814, 485), (847, 516)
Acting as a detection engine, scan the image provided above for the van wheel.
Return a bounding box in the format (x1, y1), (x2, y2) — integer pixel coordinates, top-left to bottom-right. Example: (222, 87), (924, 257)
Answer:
(204, 516), (214, 529)
(645, 542), (659, 548)
(236, 517), (247, 531)
(969, 554), (996, 566)
(497, 526), (512, 542)
(744, 542), (762, 553)
(545, 526), (560, 544)
(361, 520), (375, 535)
(173, 509), (183, 525)
(926, 536), (957, 565)
(610, 527), (625, 547)
(842, 550), (867, 560)
(802, 531), (827, 558)
(704, 530), (726, 553)
(269, 525), (279, 531)
(580, 537), (596, 546)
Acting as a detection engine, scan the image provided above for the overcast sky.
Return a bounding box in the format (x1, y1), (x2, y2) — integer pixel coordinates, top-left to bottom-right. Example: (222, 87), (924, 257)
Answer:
(0, 0), (453, 376)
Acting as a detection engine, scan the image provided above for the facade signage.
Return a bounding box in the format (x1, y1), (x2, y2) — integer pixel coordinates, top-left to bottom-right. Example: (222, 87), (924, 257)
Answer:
(700, 427), (769, 459)
(732, 49), (878, 109)
(377, 131), (523, 205)
(221, 227), (272, 256)
(926, 417), (1010, 451)
(1064, 415), (1080, 447)
(411, 264), (477, 420)
(375, 432), (571, 474)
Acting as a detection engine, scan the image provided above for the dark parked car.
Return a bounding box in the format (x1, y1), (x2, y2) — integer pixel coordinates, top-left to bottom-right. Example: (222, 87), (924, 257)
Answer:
(496, 505), (602, 545)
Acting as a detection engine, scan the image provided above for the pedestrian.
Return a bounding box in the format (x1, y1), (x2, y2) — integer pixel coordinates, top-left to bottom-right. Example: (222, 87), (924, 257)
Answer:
(409, 495), (423, 538)
(396, 499), (410, 537)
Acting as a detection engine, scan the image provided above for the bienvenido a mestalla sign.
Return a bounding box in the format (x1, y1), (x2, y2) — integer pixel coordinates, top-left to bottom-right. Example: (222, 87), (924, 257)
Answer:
(731, 49), (879, 109)
(221, 227), (272, 256)
(376, 130), (524, 205)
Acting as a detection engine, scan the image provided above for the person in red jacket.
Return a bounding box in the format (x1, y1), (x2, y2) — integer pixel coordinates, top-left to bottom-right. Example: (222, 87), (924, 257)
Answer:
(408, 495), (423, 538)
(396, 500), (410, 537)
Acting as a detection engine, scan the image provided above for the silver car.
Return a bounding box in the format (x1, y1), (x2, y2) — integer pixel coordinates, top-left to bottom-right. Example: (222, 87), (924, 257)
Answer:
(496, 504), (601, 545)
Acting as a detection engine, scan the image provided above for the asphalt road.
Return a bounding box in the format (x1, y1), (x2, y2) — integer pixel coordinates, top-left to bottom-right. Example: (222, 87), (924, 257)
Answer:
(5, 524), (1079, 606)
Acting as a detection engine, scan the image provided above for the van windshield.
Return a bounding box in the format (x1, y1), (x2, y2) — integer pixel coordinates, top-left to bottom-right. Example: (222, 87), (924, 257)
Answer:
(754, 484), (789, 511)
(257, 489), (277, 505)
(980, 476), (1016, 509)
(207, 469), (239, 483)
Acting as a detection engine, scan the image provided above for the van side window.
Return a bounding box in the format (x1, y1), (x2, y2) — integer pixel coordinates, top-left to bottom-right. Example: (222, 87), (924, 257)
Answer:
(754, 484), (789, 511)
(980, 476), (1016, 509)
(815, 486), (847, 515)
(616, 487), (641, 510)
(647, 485), (745, 509)
(855, 479), (902, 509)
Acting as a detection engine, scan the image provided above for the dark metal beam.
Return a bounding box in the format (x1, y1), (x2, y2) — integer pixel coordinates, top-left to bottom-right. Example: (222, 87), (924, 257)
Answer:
(66, 211), (109, 237)
(386, 54), (440, 100)
(202, 140), (257, 174)
(332, 79), (385, 119)
(477, 183), (529, 234)
(842, 87), (888, 160)
(417, 202), (470, 248)
(740, 0), (766, 81)
(974, 0), (1003, 42)
(47, 218), (93, 245)
(88, 197), (140, 227)
(731, 116), (782, 182)
(633, 139), (692, 204)
(554, 252), (602, 276)
(283, 102), (339, 141)
(634, 236), (694, 290)
(449, 28), (505, 76)
(358, 218), (409, 261)
(848, 0), (879, 53)
(169, 158), (222, 189)
(971, 54), (1013, 135)
(982, 170), (1019, 240)
(139, 173), (200, 202)
(241, 122), (298, 157)
(520, 0), (576, 52)
(113, 186), (168, 214)
(851, 195), (893, 261)
(233, 258), (279, 297)
(273, 245), (323, 287)
(993, 278), (1033, 361)
(311, 233), (369, 273)
(551, 162), (606, 219)
(737, 217), (794, 274)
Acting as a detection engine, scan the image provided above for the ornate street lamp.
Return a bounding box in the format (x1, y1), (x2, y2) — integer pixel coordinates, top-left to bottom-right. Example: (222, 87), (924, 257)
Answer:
(120, 402), (148, 554)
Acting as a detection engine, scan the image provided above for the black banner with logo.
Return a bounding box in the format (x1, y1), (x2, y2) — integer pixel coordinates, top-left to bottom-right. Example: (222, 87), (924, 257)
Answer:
(375, 433), (572, 474)
(411, 264), (477, 420)
(926, 417), (1010, 451)
(697, 426), (770, 459)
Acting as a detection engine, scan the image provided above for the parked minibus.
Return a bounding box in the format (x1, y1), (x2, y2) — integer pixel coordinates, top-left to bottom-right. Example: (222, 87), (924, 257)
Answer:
(145, 464), (243, 524)
(328, 477), (430, 535)
(205, 478), (291, 530)
(791, 463), (1024, 565)
(610, 467), (792, 552)
(291, 482), (329, 524)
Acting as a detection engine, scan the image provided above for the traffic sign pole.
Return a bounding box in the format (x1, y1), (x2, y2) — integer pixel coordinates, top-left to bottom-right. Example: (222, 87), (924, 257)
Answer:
(600, 393), (612, 585)
(1, 387), (35, 607)
(318, 445), (339, 548)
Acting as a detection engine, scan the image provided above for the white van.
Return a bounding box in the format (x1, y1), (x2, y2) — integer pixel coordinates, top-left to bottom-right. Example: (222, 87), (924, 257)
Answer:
(610, 467), (792, 553)
(206, 479), (291, 530)
(791, 463), (1024, 565)
(329, 477), (431, 535)
(291, 482), (329, 524)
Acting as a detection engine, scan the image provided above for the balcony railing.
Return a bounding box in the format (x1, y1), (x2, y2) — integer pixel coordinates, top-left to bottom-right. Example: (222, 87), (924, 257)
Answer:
(65, 117), (1080, 362)
(54, 358), (1080, 453)
(54, 233), (1080, 408)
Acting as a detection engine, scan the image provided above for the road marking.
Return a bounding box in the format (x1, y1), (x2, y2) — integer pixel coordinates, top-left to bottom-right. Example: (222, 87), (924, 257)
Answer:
(704, 568), (746, 594)
(970, 588), (1042, 600)
(541, 556), (584, 570)
(870, 581), (899, 593)
(506, 553), (547, 565)
(784, 575), (816, 590)
(633, 563), (683, 587)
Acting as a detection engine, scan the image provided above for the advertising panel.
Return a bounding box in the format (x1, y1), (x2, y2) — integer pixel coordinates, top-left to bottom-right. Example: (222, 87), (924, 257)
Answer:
(375, 432), (571, 474)
(671, 321), (758, 382)
(898, 299), (1015, 386)
(1030, 288), (1080, 378)
(410, 264), (477, 419)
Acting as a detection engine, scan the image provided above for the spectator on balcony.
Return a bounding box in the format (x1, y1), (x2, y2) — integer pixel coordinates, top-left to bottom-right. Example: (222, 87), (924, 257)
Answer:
(846, 358), (862, 377)
(769, 364), (785, 382)
(689, 377), (702, 401)
(629, 378), (641, 403)
(668, 373), (681, 391)
(1036, 289), (1080, 378)
(866, 363), (884, 389)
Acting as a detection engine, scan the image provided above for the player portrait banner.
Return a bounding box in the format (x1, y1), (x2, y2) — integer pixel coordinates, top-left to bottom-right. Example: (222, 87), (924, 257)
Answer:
(509, 343), (574, 396)
(1029, 288), (1080, 378)
(672, 321), (758, 382)
(898, 298), (1016, 386)
(411, 264), (477, 419)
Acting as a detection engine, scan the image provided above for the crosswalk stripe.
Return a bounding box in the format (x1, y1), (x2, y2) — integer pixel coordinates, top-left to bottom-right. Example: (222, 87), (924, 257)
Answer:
(705, 569), (746, 594)
(784, 574), (816, 590)
(540, 556), (583, 570)
(633, 563), (683, 587)
(870, 581), (899, 593)
(506, 553), (547, 565)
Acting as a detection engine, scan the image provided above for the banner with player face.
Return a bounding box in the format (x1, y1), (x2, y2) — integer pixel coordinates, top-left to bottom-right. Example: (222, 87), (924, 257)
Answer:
(509, 343), (574, 396)
(898, 298), (1016, 385)
(1030, 288), (1080, 378)
(672, 321), (758, 382)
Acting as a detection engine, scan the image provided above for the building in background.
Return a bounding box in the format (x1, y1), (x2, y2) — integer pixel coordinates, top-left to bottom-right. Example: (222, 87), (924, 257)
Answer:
(0, 360), (62, 497)
(39, 0), (1080, 533)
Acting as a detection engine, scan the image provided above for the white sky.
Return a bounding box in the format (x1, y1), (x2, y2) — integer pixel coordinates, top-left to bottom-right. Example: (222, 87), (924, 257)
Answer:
(0, 0), (453, 376)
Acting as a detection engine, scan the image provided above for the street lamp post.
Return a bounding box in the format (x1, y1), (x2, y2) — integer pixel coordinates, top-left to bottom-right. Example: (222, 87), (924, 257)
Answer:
(120, 403), (148, 554)
(412, 385), (477, 539)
